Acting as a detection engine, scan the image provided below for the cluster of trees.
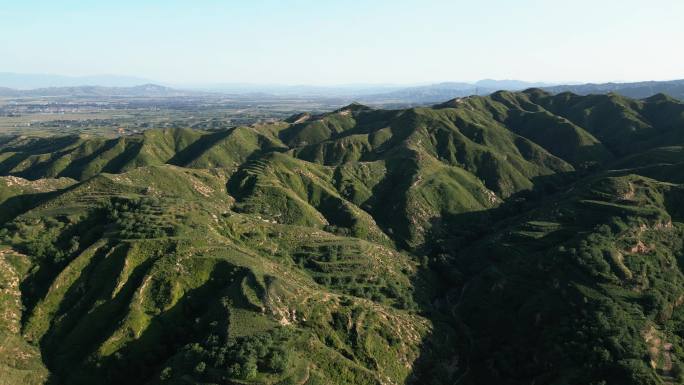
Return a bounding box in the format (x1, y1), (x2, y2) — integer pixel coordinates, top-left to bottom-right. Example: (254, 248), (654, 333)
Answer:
(1, 212), (104, 267)
(160, 328), (293, 383)
(292, 245), (415, 309)
(105, 197), (172, 239)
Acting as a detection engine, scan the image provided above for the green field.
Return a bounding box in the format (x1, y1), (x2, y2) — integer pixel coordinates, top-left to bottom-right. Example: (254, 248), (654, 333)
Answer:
(0, 95), (349, 137)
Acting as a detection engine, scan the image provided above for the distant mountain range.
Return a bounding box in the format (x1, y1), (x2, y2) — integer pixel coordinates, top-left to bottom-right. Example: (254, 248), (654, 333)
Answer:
(190, 79), (552, 99)
(0, 84), (203, 98)
(0, 73), (153, 89)
(191, 83), (402, 97)
(361, 79), (684, 103)
(0, 74), (682, 101)
(194, 79), (684, 103)
(544, 79), (684, 99)
(359, 79), (551, 103)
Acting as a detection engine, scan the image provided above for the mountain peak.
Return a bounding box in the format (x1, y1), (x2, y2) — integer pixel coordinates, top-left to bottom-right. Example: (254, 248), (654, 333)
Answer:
(339, 102), (371, 110)
(134, 83), (171, 90)
(522, 87), (551, 98)
(643, 92), (677, 103)
(285, 112), (312, 124)
(334, 102), (372, 115)
(433, 97), (469, 109)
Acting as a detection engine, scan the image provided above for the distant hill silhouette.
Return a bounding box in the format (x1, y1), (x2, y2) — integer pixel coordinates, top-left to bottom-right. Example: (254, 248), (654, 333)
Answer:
(0, 84), (206, 97)
(543, 79), (684, 100)
(0, 72), (153, 89)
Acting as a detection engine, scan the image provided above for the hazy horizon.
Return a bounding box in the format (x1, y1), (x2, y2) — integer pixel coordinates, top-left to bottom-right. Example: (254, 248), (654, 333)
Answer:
(0, 72), (563, 89)
(3, 72), (684, 91)
(3, 0), (683, 86)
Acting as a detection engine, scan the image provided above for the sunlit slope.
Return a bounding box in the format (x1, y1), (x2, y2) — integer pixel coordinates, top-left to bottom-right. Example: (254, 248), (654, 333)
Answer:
(0, 125), (287, 180)
(1, 165), (428, 385)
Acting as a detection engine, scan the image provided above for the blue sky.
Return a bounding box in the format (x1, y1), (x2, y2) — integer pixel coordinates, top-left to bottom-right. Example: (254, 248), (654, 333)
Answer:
(1, 0), (682, 85)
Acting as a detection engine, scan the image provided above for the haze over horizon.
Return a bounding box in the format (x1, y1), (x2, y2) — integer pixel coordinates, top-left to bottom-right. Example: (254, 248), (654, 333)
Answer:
(2, 0), (683, 86)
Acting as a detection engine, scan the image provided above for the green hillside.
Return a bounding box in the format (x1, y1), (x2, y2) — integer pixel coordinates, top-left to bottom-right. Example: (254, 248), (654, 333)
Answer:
(2, 91), (684, 385)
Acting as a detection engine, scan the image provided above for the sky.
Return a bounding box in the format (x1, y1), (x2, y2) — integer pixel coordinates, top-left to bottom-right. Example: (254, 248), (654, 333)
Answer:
(1, 0), (683, 86)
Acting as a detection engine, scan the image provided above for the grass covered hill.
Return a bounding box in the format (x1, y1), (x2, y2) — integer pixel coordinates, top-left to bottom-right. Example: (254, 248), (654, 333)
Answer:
(1, 90), (684, 385)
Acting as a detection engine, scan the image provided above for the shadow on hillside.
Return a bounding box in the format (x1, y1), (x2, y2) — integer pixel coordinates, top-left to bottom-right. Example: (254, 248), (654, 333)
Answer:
(18, 208), (109, 327)
(0, 190), (60, 224)
(405, 170), (583, 384)
(166, 129), (234, 166)
(66, 260), (237, 385)
(0, 152), (33, 175)
(101, 140), (144, 174)
(44, 253), (159, 385)
(59, 139), (122, 179)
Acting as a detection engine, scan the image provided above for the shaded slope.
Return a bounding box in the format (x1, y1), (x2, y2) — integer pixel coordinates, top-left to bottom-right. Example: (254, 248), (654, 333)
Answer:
(425, 171), (684, 385)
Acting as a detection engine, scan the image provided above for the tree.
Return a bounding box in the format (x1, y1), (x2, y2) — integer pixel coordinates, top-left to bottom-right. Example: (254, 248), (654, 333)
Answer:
(266, 348), (289, 373)
(194, 361), (206, 374)
(159, 367), (172, 381)
(240, 357), (258, 380)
